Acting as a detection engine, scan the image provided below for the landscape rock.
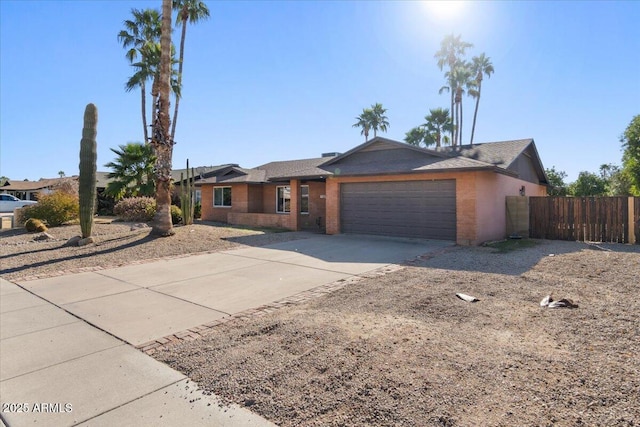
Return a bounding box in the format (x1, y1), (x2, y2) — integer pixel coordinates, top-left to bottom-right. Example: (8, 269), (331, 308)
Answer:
(130, 223), (150, 231)
(64, 236), (82, 247)
(33, 232), (55, 241)
(78, 236), (95, 246)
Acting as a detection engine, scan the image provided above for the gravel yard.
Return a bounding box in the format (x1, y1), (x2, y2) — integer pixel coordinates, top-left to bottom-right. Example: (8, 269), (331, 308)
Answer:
(155, 240), (640, 427)
(0, 220), (310, 281)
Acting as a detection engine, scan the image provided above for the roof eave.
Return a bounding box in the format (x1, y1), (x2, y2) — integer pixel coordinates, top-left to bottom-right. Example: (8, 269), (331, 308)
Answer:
(323, 165), (516, 178)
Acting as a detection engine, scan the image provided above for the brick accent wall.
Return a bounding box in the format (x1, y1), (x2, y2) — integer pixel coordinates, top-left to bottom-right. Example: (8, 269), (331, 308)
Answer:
(289, 179), (299, 231)
(262, 185), (277, 213)
(228, 212), (293, 229)
(200, 183), (251, 223)
(247, 184), (263, 213)
(299, 181), (326, 231)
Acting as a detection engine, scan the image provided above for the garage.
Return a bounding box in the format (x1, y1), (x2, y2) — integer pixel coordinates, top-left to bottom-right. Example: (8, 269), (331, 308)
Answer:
(340, 180), (456, 240)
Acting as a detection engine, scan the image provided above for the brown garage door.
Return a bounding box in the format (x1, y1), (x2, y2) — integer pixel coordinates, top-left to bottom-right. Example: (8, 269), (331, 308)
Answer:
(340, 180), (456, 240)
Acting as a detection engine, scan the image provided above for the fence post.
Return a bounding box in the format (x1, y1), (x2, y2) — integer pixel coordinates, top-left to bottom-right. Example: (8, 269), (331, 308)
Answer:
(629, 196), (636, 245)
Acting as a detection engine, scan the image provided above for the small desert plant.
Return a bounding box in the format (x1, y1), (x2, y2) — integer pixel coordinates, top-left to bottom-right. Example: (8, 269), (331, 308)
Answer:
(113, 197), (156, 222)
(21, 191), (79, 226)
(194, 201), (202, 219)
(171, 205), (183, 225)
(25, 218), (48, 233)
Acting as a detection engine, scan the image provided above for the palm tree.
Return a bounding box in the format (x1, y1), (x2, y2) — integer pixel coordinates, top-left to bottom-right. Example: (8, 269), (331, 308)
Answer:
(353, 108), (374, 142)
(144, 42), (183, 126)
(118, 8), (161, 143)
(151, 0), (175, 237)
(171, 0), (210, 142)
(469, 53), (494, 145)
(404, 127), (431, 147)
(369, 103), (389, 138)
(104, 143), (156, 200)
(424, 108), (453, 148)
(451, 63), (473, 146)
(434, 34), (473, 144)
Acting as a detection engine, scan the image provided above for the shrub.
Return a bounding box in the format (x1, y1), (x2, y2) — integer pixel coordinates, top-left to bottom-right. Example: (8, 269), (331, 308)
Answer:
(113, 197), (156, 222)
(194, 201), (202, 219)
(51, 177), (79, 196)
(22, 191), (79, 226)
(25, 218), (48, 233)
(171, 205), (183, 225)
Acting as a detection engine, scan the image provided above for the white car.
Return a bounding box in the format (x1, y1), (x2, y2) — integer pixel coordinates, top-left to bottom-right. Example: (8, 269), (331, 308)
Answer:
(0, 194), (38, 212)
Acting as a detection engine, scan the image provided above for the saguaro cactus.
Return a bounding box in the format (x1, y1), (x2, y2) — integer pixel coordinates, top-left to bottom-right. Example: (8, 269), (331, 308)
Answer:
(79, 103), (98, 239)
(180, 159), (195, 225)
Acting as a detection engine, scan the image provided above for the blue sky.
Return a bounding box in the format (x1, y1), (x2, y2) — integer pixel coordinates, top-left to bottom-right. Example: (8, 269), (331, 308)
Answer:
(1, 0), (638, 182)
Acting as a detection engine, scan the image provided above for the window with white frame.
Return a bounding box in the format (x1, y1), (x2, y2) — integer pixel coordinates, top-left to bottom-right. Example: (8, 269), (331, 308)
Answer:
(276, 186), (290, 213)
(300, 185), (309, 214)
(213, 187), (231, 207)
(194, 190), (202, 204)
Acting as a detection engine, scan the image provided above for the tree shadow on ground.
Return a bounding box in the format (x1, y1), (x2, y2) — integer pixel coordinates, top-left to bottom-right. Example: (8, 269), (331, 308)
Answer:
(0, 233), (156, 276)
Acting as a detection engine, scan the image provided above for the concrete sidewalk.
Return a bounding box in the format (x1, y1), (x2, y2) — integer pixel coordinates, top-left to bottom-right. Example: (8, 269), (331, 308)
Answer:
(1, 234), (452, 426)
(0, 278), (276, 427)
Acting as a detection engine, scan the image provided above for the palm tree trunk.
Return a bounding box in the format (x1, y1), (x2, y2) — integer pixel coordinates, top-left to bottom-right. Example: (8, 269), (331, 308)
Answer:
(454, 101), (459, 147)
(470, 83), (482, 146)
(450, 91), (455, 145)
(151, 77), (159, 126)
(151, 0), (174, 237)
(459, 97), (464, 146)
(170, 11), (188, 142)
(141, 82), (148, 143)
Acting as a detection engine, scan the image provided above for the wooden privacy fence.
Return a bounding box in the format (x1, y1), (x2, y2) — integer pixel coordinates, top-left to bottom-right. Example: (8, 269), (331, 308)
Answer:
(529, 196), (639, 244)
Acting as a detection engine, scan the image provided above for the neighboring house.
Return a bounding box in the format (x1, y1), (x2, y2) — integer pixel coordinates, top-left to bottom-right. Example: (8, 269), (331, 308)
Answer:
(198, 137), (549, 245)
(0, 177), (78, 200)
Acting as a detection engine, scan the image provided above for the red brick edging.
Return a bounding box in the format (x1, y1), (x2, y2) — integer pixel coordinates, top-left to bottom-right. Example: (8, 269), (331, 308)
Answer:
(136, 264), (405, 355)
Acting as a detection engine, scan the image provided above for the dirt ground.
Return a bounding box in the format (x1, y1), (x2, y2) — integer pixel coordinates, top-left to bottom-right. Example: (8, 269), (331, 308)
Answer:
(156, 240), (640, 427)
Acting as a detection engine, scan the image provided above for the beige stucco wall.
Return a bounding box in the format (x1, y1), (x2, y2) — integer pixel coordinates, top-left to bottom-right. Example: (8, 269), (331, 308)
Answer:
(474, 172), (547, 244)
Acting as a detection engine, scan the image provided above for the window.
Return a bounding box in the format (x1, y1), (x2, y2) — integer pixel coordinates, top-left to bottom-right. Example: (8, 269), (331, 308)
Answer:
(276, 186), (290, 213)
(213, 187), (231, 207)
(194, 190), (202, 204)
(300, 185), (309, 214)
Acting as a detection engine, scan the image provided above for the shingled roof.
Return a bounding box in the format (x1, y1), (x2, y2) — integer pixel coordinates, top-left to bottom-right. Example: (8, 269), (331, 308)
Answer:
(2, 177), (78, 191)
(256, 156), (337, 181)
(436, 139), (534, 169)
(195, 137), (546, 184)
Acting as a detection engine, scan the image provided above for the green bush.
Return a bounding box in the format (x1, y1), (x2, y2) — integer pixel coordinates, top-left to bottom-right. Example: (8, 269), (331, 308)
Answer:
(194, 201), (202, 219)
(113, 197), (156, 222)
(171, 205), (183, 225)
(21, 191), (79, 226)
(25, 218), (48, 233)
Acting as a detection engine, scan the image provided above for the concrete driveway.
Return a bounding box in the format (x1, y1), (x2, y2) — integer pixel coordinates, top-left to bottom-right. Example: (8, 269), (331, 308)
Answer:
(15, 234), (452, 346)
(1, 234), (452, 426)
